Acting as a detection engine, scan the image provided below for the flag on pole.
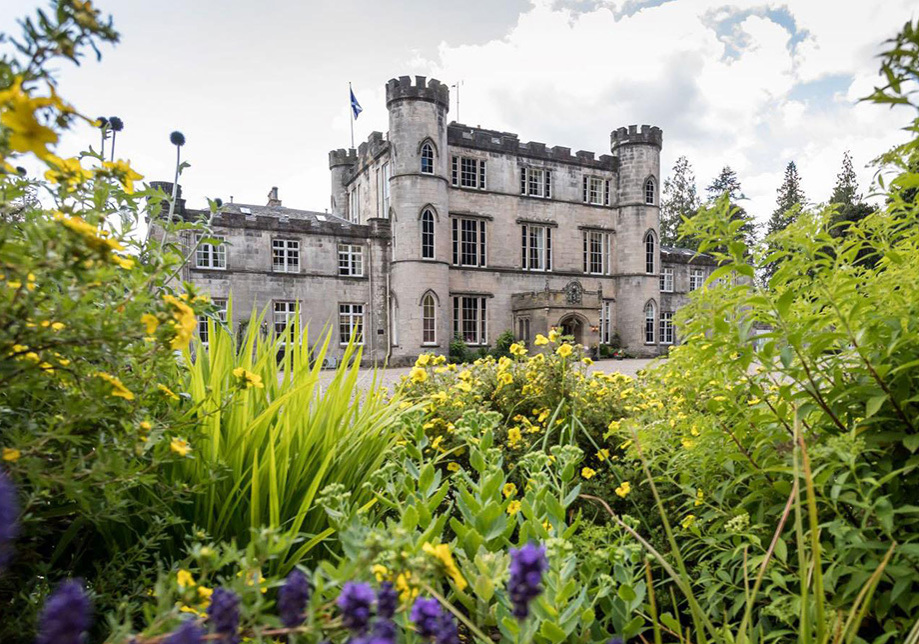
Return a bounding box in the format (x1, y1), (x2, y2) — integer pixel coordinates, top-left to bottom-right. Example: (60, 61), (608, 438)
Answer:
(350, 88), (363, 120)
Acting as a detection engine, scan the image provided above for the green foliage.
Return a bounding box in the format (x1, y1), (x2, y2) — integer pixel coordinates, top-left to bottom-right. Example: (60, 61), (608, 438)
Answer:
(176, 309), (404, 572)
(491, 330), (517, 360)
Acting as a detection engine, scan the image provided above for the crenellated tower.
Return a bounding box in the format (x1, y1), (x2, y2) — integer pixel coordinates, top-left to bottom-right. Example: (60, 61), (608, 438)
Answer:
(385, 75), (451, 355)
(610, 124), (663, 356)
(328, 148), (357, 218)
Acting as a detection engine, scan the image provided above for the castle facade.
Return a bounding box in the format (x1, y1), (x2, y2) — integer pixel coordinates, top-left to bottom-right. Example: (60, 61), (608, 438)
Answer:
(166, 76), (715, 364)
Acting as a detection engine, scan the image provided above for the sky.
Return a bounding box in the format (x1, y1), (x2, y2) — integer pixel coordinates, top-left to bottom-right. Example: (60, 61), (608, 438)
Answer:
(2, 0), (916, 226)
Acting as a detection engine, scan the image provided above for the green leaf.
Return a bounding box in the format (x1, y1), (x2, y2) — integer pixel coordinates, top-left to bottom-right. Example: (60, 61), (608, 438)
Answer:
(866, 394), (887, 418)
(538, 620), (568, 643)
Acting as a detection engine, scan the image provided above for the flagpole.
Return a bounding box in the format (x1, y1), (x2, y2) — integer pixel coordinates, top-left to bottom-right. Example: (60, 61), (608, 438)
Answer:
(349, 81), (355, 149)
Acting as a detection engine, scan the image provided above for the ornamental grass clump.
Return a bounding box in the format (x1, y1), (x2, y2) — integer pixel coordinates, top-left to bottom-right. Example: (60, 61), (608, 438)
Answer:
(176, 305), (404, 570)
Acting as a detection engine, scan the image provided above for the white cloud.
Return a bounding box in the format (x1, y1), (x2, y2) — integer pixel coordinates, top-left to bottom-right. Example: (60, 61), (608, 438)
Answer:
(416, 0), (914, 222)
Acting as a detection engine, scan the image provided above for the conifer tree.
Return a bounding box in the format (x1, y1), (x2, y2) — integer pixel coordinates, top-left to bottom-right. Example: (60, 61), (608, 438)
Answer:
(705, 166), (757, 248)
(660, 156), (699, 249)
(827, 151), (876, 266)
(763, 161), (806, 282)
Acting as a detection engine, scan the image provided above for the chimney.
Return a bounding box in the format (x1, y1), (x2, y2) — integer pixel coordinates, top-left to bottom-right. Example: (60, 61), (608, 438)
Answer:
(267, 186), (281, 207)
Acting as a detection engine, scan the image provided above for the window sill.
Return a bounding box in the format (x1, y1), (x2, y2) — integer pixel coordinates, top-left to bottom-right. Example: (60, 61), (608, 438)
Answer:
(193, 266), (227, 271)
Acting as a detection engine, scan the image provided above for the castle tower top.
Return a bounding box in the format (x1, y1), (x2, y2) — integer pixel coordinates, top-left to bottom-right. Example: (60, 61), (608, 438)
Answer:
(385, 75), (450, 110)
(610, 124), (663, 153)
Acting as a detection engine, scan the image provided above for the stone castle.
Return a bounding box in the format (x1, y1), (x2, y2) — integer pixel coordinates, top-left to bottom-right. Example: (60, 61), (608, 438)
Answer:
(162, 75), (715, 364)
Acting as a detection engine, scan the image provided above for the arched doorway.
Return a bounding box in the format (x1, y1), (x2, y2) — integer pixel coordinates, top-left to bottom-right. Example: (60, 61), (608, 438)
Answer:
(558, 314), (584, 345)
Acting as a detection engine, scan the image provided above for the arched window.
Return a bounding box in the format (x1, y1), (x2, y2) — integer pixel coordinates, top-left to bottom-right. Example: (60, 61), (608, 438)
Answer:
(422, 293), (436, 345)
(645, 231), (655, 274)
(421, 209), (435, 259)
(420, 143), (434, 174)
(645, 178), (655, 205)
(644, 301), (656, 344)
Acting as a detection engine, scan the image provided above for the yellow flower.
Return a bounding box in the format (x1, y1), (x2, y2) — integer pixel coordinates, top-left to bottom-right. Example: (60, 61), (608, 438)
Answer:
(681, 437), (695, 449)
(596, 448), (610, 461)
(690, 425), (700, 437)
(112, 255), (134, 270)
(548, 328), (560, 343)
(422, 542), (467, 590)
(139, 420), (152, 431)
(163, 294), (197, 349)
(455, 380), (472, 393)
(429, 391), (448, 405)
(695, 489), (704, 507)
(170, 438), (191, 457)
(615, 481), (631, 498)
(372, 564), (390, 582)
(446, 462), (460, 472)
(507, 427), (523, 448)
(2, 448), (21, 462)
(196, 586), (213, 604)
(232, 367), (264, 389)
(581, 467), (596, 480)
(44, 155), (92, 187)
(496, 372), (513, 388)
(409, 366), (428, 383)
(7, 281), (21, 289)
(415, 354), (431, 367)
(681, 514), (696, 530)
(582, 357), (593, 366)
(100, 159), (144, 193)
(0, 78), (60, 160)
(141, 313), (160, 335)
(533, 334), (549, 346)
(158, 384), (180, 400)
(176, 569), (195, 589)
(509, 343), (527, 357)
(507, 500), (522, 515)
(503, 483), (517, 498)
(555, 343), (573, 358)
(96, 372), (135, 400)
(395, 571), (419, 602)
(51, 322), (65, 331)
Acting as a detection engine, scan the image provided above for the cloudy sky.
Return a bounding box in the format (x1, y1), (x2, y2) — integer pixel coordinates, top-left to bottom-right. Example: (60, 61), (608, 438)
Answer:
(2, 0), (916, 225)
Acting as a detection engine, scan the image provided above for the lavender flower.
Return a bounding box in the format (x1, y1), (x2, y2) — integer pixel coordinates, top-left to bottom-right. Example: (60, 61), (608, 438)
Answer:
(370, 617), (397, 643)
(337, 581), (375, 633)
(0, 469), (19, 571)
(207, 587), (240, 644)
(508, 542), (548, 619)
(278, 569), (311, 628)
(435, 612), (460, 644)
(411, 596), (442, 638)
(164, 619), (205, 644)
(36, 579), (92, 644)
(608, 637), (625, 644)
(376, 581), (397, 619)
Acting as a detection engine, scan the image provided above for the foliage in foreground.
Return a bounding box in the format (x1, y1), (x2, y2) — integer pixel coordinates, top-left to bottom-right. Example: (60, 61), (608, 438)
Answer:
(177, 308), (403, 572)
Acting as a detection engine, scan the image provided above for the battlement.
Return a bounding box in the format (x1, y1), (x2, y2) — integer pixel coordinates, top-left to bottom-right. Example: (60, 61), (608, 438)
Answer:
(329, 148), (357, 169)
(385, 75), (450, 109)
(610, 124), (663, 151)
(448, 123), (616, 171)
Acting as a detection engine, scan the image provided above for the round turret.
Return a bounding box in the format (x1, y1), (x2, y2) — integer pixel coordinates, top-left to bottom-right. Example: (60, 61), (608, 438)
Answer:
(386, 76), (451, 360)
(610, 124), (663, 357)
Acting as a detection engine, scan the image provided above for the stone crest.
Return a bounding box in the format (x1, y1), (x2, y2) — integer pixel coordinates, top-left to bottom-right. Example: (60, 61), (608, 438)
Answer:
(565, 281), (583, 305)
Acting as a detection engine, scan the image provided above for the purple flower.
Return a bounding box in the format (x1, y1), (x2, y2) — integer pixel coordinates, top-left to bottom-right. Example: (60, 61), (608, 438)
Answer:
(164, 619), (205, 644)
(0, 469), (19, 571)
(411, 596), (442, 638)
(435, 611), (460, 644)
(337, 582), (375, 633)
(376, 582), (397, 619)
(278, 569), (311, 628)
(368, 617), (397, 643)
(508, 542), (548, 619)
(207, 587), (240, 644)
(608, 637), (625, 644)
(36, 579), (93, 644)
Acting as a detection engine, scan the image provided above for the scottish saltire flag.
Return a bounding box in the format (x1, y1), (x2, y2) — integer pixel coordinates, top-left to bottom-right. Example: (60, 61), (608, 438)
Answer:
(350, 88), (363, 119)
